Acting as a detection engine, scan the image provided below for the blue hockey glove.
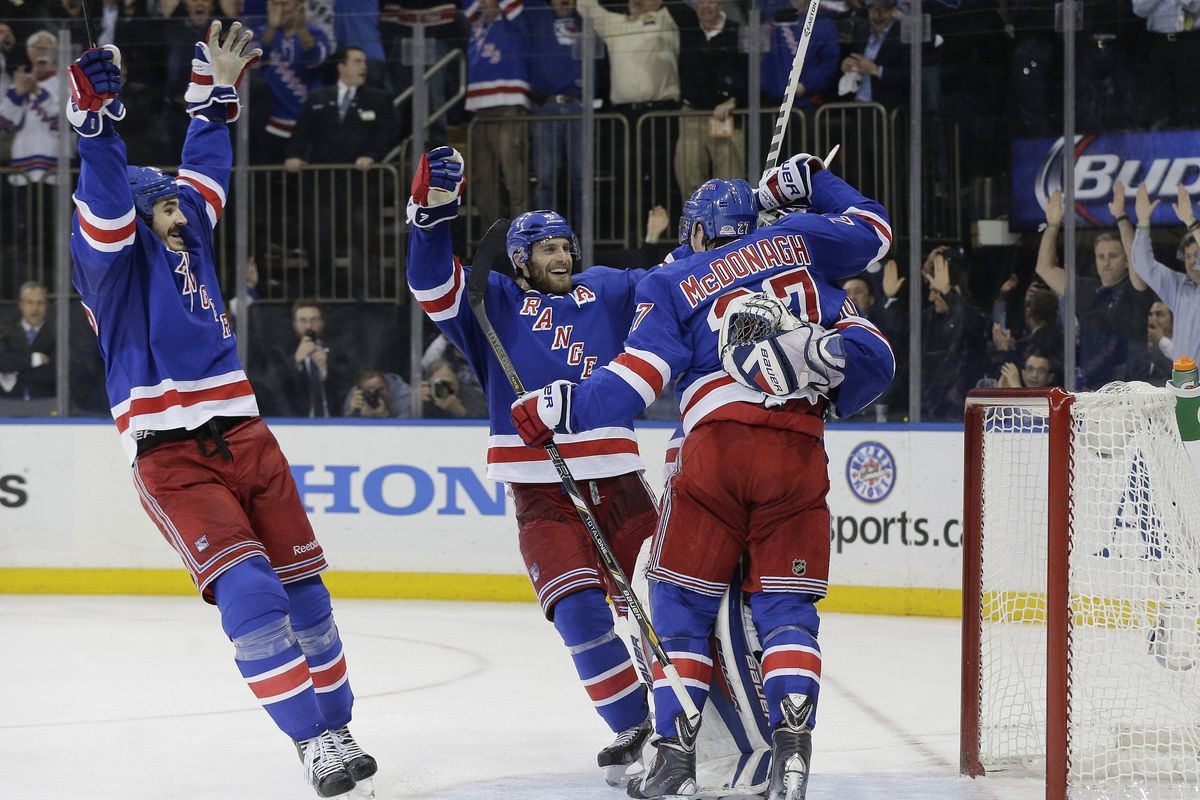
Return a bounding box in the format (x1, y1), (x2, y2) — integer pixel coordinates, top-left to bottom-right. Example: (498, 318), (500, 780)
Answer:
(510, 380), (575, 446)
(407, 146), (465, 229)
(756, 153), (825, 212)
(66, 46), (125, 137)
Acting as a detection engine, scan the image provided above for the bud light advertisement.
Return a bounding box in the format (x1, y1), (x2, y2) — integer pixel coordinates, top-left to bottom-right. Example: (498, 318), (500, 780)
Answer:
(1011, 131), (1200, 231)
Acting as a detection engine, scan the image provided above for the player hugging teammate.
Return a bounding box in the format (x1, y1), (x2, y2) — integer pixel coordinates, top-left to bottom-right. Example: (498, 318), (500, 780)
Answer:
(511, 156), (896, 800)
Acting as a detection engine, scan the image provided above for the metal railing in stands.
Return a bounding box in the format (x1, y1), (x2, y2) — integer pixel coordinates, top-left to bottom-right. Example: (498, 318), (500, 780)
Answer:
(634, 108), (810, 248)
(0, 174), (61, 300)
(463, 112), (630, 251)
(213, 163), (406, 303)
(813, 102), (892, 226)
(889, 109), (963, 243)
(384, 47), (467, 166)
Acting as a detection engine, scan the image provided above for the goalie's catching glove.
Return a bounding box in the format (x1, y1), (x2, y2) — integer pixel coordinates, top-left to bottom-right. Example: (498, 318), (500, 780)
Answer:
(719, 292), (846, 396)
(66, 46), (125, 137)
(408, 146), (466, 229)
(510, 380), (575, 446)
(756, 153), (825, 212)
(185, 20), (261, 122)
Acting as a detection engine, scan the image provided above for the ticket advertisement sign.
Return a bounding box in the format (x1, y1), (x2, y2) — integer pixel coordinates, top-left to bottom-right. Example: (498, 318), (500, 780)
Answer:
(1011, 131), (1200, 231)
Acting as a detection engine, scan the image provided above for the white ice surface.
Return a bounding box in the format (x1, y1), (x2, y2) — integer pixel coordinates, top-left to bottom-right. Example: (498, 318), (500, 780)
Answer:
(0, 597), (1043, 799)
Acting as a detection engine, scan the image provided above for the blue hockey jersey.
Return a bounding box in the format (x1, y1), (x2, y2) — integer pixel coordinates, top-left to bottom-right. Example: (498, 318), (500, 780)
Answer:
(407, 223), (648, 483)
(565, 170), (896, 436)
(71, 117), (258, 465)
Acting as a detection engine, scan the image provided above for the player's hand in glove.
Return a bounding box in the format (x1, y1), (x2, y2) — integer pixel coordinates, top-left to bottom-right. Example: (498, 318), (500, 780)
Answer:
(185, 20), (261, 122)
(756, 153), (826, 211)
(66, 46), (126, 137)
(408, 146), (466, 229)
(510, 380), (575, 446)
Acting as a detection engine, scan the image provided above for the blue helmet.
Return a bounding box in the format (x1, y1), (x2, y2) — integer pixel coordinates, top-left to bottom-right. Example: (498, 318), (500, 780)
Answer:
(678, 179), (757, 245)
(127, 166), (178, 218)
(507, 210), (579, 273)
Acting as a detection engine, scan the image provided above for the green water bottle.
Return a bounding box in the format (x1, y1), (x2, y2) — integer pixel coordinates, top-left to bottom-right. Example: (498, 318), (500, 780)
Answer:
(1169, 355), (1200, 470)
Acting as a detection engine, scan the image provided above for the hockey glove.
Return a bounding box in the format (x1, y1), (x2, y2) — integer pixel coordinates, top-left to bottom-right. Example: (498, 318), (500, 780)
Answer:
(407, 146), (466, 229)
(185, 20), (261, 123)
(66, 46), (126, 137)
(756, 153), (825, 212)
(510, 380), (575, 446)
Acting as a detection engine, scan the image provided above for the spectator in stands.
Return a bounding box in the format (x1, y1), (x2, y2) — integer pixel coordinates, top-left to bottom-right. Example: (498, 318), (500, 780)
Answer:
(839, 0), (908, 109)
(1132, 300), (1177, 382)
(421, 359), (471, 417)
(528, 0), (589, 216)
(344, 368), (414, 417)
(1132, 0), (1200, 129)
(670, 0), (747, 201)
(379, 0), (463, 141)
(0, 24), (15, 167)
(1, 30), (61, 187)
(464, 0), (531, 226)
(1129, 184), (1200, 362)
(0, 1), (44, 54)
(285, 47), (398, 170)
(846, 262), (907, 420)
(575, 0), (679, 220)
(996, 350), (1058, 390)
(262, 299), (356, 417)
(990, 280), (1063, 376)
(48, 0), (95, 53)
(420, 333), (487, 417)
(1037, 189), (1153, 389)
(921, 245), (988, 419)
(255, 0), (331, 144)
(761, 0), (839, 110)
(333, 0), (389, 88)
(0, 281), (55, 406)
(167, 0), (226, 101)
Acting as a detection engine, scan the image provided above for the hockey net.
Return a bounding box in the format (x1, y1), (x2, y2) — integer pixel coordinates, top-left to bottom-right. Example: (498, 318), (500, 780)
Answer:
(962, 384), (1200, 800)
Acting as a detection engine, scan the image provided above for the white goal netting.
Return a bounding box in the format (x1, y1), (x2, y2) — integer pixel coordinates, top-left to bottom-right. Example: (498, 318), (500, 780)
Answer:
(975, 383), (1200, 800)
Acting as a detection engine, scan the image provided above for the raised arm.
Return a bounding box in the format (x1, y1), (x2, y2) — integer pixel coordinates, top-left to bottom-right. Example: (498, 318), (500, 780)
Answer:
(1035, 189), (1066, 296)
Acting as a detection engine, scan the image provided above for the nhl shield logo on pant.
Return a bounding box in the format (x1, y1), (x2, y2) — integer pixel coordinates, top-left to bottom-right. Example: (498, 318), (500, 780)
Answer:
(792, 559), (807, 576)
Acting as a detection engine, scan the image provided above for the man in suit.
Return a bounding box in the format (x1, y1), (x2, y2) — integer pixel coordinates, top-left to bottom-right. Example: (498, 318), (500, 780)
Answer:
(839, 0), (909, 110)
(0, 281), (55, 405)
(284, 46), (398, 171)
(283, 47), (399, 297)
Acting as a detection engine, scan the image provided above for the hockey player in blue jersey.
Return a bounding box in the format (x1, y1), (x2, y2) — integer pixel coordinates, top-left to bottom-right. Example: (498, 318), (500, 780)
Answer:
(67, 26), (376, 800)
(407, 146), (661, 786)
(512, 157), (896, 800)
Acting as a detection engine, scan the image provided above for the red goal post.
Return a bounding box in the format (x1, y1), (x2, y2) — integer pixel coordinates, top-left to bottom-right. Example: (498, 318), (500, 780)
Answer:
(960, 385), (1200, 800)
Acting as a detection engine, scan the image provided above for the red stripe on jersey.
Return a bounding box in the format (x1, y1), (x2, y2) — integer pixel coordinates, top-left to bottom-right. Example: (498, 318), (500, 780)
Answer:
(416, 259), (464, 315)
(310, 652), (347, 690)
(467, 85), (532, 100)
(76, 210), (136, 244)
(585, 664), (639, 703)
(681, 375), (736, 417)
(853, 213), (892, 246)
(613, 352), (666, 396)
(177, 175), (224, 222)
(488, 437), (638, 464)
(761, 648), (822, 679)
(651, 655), (712, 684)
(247, 659), (311, 700)
(115, 380), (256, 433)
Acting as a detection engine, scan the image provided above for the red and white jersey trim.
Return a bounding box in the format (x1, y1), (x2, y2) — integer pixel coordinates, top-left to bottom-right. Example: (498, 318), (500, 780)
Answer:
(678, 371), (823, 434)
(486, 427), (644, 483)
(246, 654), (314, 705)
(834, 305), (894, 369)
(177, 169), (227, 228)
(465, 79), (532, 111)
(309, 651), (349, 694)
(606, 347), (672, 407)
(583, 660), (642, 707)
(409, 257), (465, 322)
(760, 643), (822, 683)
(113, 369), (260, 464)
(73, 195), (136, 252)
(845, 205), (893, 265)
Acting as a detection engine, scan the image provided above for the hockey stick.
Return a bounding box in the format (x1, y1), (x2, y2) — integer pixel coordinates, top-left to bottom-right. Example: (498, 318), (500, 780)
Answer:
(467, 219), (703, 727)
(762, 0), (822, 179)
(78, 0), (97, 49)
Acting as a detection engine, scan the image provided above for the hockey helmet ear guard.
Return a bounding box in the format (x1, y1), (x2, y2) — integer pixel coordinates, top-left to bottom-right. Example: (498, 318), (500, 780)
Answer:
(506, 210), (580, 275)
(678, 179), (758, 246)
(127, 165), (179, 218)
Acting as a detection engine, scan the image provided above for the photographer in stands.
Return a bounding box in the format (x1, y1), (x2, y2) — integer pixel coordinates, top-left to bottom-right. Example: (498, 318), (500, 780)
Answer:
(344, 368), (412, 417)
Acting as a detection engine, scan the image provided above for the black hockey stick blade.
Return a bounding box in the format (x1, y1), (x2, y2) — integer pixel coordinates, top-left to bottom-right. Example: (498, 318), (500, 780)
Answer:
(466, 218), (511, 311)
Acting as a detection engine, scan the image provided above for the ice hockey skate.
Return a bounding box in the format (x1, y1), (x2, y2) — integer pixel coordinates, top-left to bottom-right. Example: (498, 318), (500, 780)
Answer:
(598, 714), (653, 786)
(296, 730), (356, 798)
(626, 716), (699, 799)
(331, 725), (378, 798)
(766, 694), (814, 800)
